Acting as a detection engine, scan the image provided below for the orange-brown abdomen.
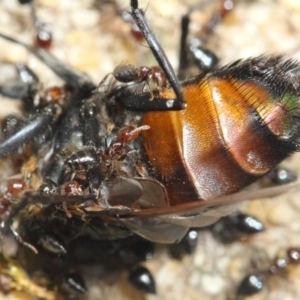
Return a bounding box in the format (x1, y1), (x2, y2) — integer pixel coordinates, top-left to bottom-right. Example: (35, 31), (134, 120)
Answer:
(142, 57), (300, 205)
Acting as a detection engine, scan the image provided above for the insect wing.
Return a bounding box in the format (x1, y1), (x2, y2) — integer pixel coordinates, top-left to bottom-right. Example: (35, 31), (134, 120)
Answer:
(123, 181), (300, 230)
(121, 217), (189, 244)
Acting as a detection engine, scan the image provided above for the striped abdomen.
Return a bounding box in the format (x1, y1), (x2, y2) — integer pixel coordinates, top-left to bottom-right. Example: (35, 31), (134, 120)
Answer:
(141, 56), (300, 205)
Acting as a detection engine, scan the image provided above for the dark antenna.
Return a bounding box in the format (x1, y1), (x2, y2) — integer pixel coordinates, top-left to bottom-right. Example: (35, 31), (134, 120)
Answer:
(130, 0), (186, 109)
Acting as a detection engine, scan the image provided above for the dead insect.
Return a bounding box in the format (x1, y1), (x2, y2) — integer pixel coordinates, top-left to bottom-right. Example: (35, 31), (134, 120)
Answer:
(0, 0), (300, 299)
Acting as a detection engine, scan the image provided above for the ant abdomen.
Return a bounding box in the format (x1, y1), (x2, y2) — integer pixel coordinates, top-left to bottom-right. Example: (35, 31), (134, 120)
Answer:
(64, 146), (100, 171)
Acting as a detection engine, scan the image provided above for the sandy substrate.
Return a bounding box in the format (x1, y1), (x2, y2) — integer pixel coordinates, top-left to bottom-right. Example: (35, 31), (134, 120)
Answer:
(1, 0), (300, 300)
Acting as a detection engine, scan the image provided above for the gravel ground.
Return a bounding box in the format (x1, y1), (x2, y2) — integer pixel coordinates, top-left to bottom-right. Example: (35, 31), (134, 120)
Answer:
(1, 0), (300, 300)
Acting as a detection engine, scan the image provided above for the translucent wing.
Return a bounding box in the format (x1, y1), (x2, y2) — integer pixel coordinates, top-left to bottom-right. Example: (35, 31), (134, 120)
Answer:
(117, 181), (300, 243)
(121, 218), (189, 244)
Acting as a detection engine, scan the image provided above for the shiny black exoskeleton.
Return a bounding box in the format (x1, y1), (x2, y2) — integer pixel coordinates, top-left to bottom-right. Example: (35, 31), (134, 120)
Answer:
(211, 212), (265, 244)
(236, 248), (300, 298)
(64, 146), (100, 172)
(128, 265), (156, 294)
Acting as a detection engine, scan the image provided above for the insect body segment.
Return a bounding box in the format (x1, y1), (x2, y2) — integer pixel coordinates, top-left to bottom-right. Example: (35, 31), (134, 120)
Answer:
(65, 146), (100, 172)
(142, 56), (300, 204)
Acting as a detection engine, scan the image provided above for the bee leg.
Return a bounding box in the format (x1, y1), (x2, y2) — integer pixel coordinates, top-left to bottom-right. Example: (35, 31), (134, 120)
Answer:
(179, 0), (238, 77)
(178, 13), (219, 76)
(40, 154), (65, 186)
(114, 0), (234, 112)
(18, 0), (34, 5)
(130, 0), (186, 110)
(0, 81), (38, 102)
(51, 105), (83, 152)
(0, 62), (39, 103)
(2, 1), (84, 88)
(33, 47), (95, 91)
(0, 104), (61, 159)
